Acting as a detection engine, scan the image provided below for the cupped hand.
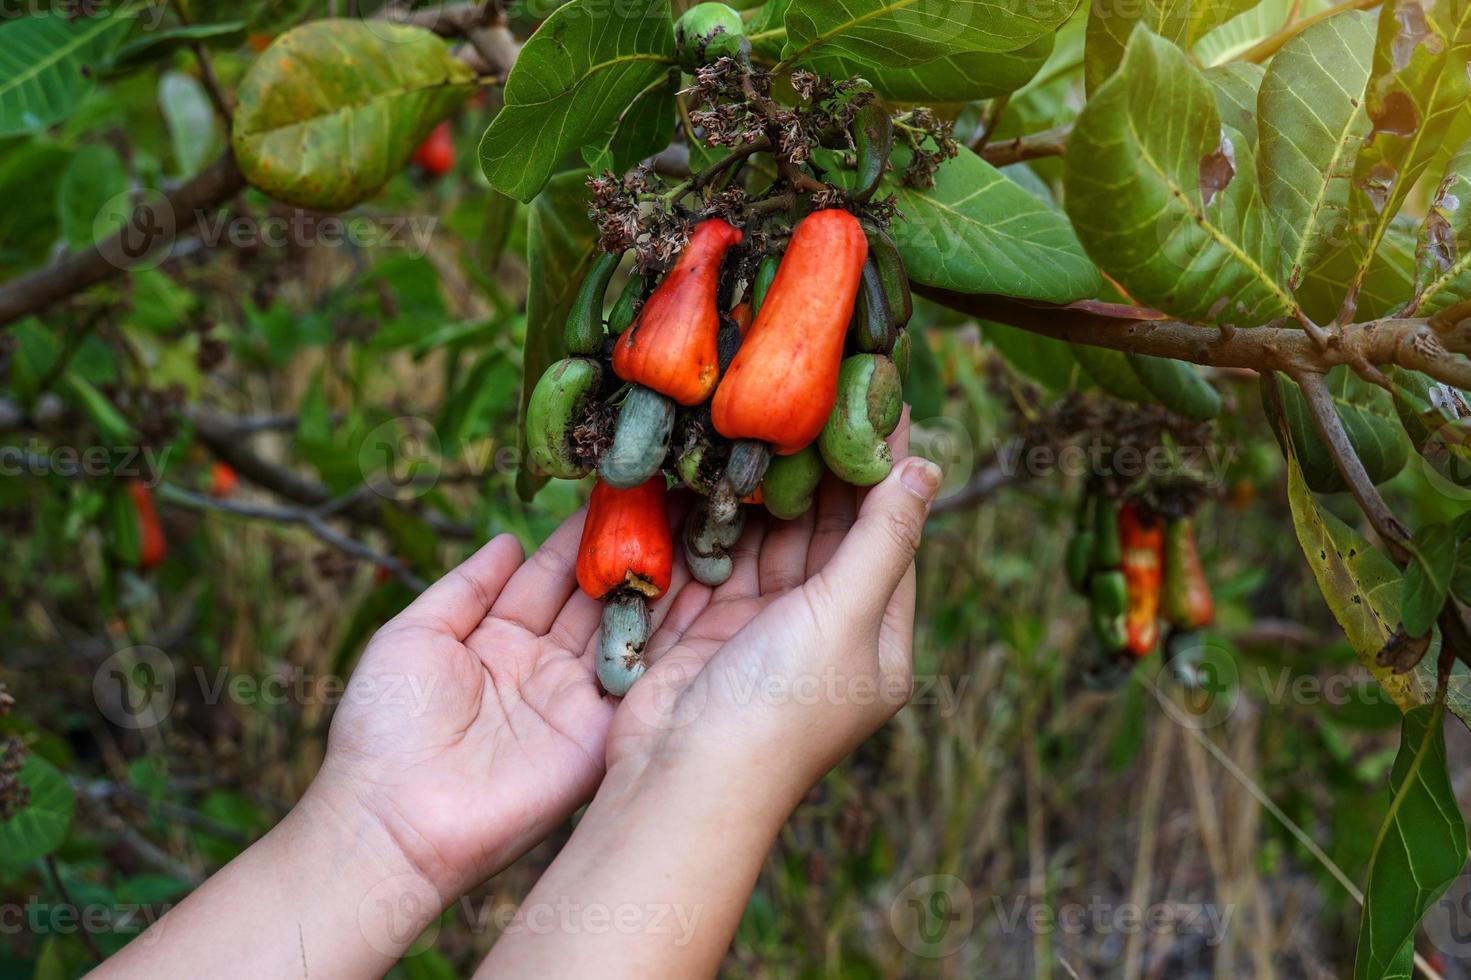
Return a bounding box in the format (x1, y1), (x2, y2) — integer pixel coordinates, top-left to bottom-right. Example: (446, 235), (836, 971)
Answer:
(311, 423), (937, 903)
(607, 424), (942, 792)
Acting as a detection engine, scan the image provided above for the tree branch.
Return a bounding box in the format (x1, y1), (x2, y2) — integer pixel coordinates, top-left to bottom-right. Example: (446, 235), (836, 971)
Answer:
(158, 483), (430, 592)
(977, 124), (1070, 167)
(1291, 371), (1413, 561)
(0, 153), (246, 328)
(188, 406), (474, 542)
(917, 287), (1471, 392)
(0, 11), (518, 330)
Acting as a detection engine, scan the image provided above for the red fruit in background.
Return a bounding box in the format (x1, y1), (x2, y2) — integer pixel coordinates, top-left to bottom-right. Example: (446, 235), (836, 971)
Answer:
(1163, 516), (1214, 630)
(247, 33), (274, 53)
(1119, 503), (1163, 657)
(612, 218), (743, 406)
(130, 482), (166, 571)
(712, 209), (867, 455)
(575, 477), (673, 601)
(209, 462), (238, 498)
(412, 120), (455, 177)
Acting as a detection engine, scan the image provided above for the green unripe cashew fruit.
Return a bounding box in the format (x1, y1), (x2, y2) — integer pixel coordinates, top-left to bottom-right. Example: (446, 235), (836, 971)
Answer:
(891, 329), (912, 382)
(819, 354), (903, 486)
(1126, 353), (1222, 421)
(526, 357), (602, 479)
(674, 2), (748, 72)
(762, 444), (825, 520)
(1070, 344), (1154, 404)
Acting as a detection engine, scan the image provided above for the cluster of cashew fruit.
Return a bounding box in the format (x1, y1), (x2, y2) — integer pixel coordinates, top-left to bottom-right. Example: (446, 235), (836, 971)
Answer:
(525, 209), (912, 695)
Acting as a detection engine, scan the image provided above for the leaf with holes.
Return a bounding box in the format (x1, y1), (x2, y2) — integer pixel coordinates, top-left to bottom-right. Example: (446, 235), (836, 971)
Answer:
(1339, 0), (1471, 320)
(0, 10), (136, 137)
(0, 756), (75, 864)
(1258, 9), (1376, 289)
(890, 146), (1098, 303)
(518, 171), (601, 501)
(1352, 703), (1467, 980)
(1282, 419), (1422, 709)
(1064, 26), (1294, 326)
(1408, 138), (1471, 315)
(480, 0), (675, 203)
(1083, 0), (1258, 92)
(780, 0), (1080, 68)
(231, 20), (475, 212)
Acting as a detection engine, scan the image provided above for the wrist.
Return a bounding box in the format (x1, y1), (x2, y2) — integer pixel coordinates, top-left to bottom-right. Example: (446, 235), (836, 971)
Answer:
(280, 778), (448, 961)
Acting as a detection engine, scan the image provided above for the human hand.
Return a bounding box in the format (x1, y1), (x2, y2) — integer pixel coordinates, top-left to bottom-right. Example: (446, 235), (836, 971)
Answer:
(606, 424), (941, 799)
(307, 520), (629, 904)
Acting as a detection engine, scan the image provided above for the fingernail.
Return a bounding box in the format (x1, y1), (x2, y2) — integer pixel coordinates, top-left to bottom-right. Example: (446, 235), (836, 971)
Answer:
(899, 457), (942, 502)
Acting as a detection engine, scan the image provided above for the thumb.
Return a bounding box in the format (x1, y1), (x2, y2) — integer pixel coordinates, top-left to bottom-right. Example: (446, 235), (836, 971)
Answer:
(811, 456), (941, 622)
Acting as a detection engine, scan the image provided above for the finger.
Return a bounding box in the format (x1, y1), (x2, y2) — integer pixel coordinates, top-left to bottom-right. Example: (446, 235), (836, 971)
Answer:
(390, 534), (524, 640)
(808, 456), (940, 632)
(490, 506), (588, 635)
(758, 504), (816, 595)
(711, 515), (766, 601)
(644, 581), (714, 662)
(805, 473), (858, 578)
(877, 561), (917, 675)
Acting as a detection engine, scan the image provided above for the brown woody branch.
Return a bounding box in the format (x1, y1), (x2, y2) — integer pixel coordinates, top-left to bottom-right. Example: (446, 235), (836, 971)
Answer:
(189, 407), (473, 542)
(917, 287), (1471, 393)
(977, 125), (1070, 167)
(1291, 371), (1412, 562)
(0, 11), (517, 331)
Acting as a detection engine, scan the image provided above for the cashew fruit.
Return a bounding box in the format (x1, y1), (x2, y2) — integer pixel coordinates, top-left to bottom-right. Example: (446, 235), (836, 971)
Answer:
(526, 356), (603, 479)
(818, 354), (902, 486)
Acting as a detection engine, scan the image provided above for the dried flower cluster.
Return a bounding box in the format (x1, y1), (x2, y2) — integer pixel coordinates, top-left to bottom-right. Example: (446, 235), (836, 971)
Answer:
(892, 108), (959, 189)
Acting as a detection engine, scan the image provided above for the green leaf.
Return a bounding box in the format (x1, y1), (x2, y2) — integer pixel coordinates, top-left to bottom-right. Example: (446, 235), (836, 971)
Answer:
(1282, 419), (1422, 710)
(781, 0), (1080, 68)
(1064, 27), (1295, 326)
(1353, 703), (1468, 980)
(1340, 0), (1471, 318)
(982, 321), (1076, 391)
(1267, 368), (1408, 494)
(232, 20), (475, 211)
(1257, 9), (1376, 288)
(109, 20), (250, 72)
(0, 10), (135, 137)
(1401, 523), (1458, 636)
(806, 37), (1053, 102)
(890, 145), (1099, 303)
(518, 171), (601, 500)
(159, 70), (220, 179)
(57, 143), (127, 251)
(1083, 0), (1258, 92)
(479, 0), (676, 202)
(1386, 365), (1471, 487)
(1193, 0), (1332, 66)
(1408, 138), (1471, 315)
(0, 136), (69, 276)
(582, 71), (678, 175)
(0, 756), (75, 863)
(1298, 219), (1417, 322)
